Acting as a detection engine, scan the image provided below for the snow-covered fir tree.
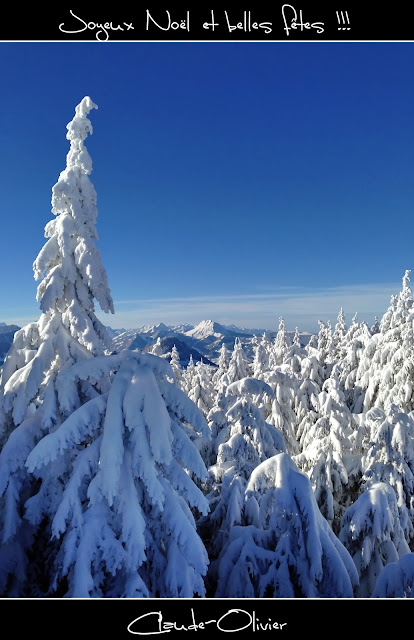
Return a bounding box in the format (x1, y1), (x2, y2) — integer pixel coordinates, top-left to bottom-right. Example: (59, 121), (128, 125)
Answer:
(294, 373), (321, 450)
(295, 366), (359, 533)
(361, 404), (414, 546)
(283, 327), (305, 373)
(305, 333), (318, 357)
(182, 354), (196, 396)
(331, 308), (347, 361)
(339, 482), (410, 597)
(269, 317), (291, 369)
(0, 97), (114, 596)
(24, 351), (210, 597)
(252, 334), (270, 380)
(215, 453), (359, 598)
(265, 370), (299, 456)
(187, 361), (215, 418)
(224, 338), (250, 385)
(316, 319), (333, 373)
(338, 318), (372, 412)
(149, 337), (164, 357)
(212, 343), (229, 393)
(371, 316), (380, 335)
(372, 552), (414, 597)
(355, 271), (414, 413)
(169, 345), (183, 388)
(201, 380), (285, 591)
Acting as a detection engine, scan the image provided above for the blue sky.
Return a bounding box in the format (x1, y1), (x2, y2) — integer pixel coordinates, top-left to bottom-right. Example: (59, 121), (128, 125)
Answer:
(0, 42), (413, 331)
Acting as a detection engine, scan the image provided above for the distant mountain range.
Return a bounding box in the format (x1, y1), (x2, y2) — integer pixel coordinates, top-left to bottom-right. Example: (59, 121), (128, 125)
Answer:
(110, 320), (313, 366)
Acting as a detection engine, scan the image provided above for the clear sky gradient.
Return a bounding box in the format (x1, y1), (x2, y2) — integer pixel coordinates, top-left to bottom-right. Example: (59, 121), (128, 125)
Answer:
(0, 42), (412, 331)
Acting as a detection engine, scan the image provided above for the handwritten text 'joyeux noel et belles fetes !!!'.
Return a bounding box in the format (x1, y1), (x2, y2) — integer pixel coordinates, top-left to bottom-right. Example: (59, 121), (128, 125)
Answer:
(59, 7), (326, 41)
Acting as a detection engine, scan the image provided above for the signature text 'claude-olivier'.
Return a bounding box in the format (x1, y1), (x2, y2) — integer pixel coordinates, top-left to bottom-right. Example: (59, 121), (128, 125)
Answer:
(127, 609), (288, 635)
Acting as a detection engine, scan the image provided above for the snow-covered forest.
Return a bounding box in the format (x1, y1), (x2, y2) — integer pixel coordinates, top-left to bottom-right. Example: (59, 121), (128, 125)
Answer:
(1, 96), (414, 599)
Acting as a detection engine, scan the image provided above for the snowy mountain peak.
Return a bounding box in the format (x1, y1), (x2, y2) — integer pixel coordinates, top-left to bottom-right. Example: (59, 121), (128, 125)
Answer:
(186, 320), (231, 340)
(140, 322), (170, 334)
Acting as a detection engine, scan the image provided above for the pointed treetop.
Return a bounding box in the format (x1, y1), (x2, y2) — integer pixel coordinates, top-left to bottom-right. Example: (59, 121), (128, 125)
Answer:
(33, 96), (114, 320)
(293, 327), (300, 346)
(403, 269), (411, 291)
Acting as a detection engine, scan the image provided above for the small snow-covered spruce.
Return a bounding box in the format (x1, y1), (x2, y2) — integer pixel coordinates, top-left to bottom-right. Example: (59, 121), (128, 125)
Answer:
(149, 337), (164, 357)
(316, 320), (333, 374)
(252, 335), (270, 380)
(331, 308), (347, 361)
(265, 369), (299, 456)
(371, 552), (414, 597)
(182, 354), (196, 396)
(293, 351), (324, 445)
(223, 338), (250, 386)
(215, 453), (359, 598)
(305, 333), (318, 357)
(339, 482), (410, 598)
(188, 361), (216, 418)
(294, 373), (320, 450)
(25, 351), (210, 598)
(295, 366), (358, 534)
(371, 317), (380, 335)
(337, 318), (372, 413)
(361, 405), (414, 546)
(269, 317), (291, 369)
(0, 97), (114, 596)
(283, 327), (305, 373)
(212, 343), (229, 393)
(169, 345), (183, 388)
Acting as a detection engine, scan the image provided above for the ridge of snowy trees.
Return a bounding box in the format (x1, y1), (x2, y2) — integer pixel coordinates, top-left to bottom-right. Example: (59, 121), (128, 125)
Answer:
(1, 96), (414, 599)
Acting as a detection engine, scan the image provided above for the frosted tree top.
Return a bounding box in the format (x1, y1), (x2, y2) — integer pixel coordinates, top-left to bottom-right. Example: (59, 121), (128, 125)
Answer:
(33, 96), (114, 317)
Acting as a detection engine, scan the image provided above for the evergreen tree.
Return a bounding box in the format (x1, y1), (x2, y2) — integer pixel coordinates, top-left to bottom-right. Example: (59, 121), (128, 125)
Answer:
(283, 327), (305, 373)
(0, 97), (114, 595)
(361, 404), (414, 545)
(182, 354), (196, 395)
(25, 351), (210, 597)
(339, 482), (410, 597)
(331, 308), (347, 361)
(188, 361), (215, 418)
(169, 345), (183, 388)
(295, 367), (359, 533)
(305, 333), (318, 357)
(371, 317), (380, 335)
(202, 386), (284, 585)
(355, 271), (414, 413)
(149, 337), (164, 357)
(224, 338), (250, 385)
(265, 370), (299, 456)
(269, 317), (291, 369)
(212, 343), (230, 393)
(316, 320), (333, 374)
(338, 319), (372, 412)
(372, 553), (414, 597)
(215, 453), (358, 598)
(252, 334), (270, 379)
